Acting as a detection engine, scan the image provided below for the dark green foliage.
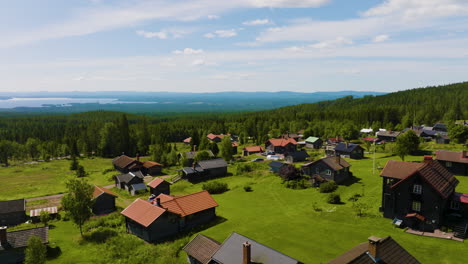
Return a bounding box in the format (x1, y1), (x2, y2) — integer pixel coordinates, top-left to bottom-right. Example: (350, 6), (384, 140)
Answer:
(39, 211), (50, 226)
(327, 193), (341, 204)
(76, 165), (87, 177)
(194, 150), (212, 163)
(202, 181), (229, 194)
(394, 130), (420, 161)
(348, 193), (362, 202)
(208, 142), (220, 156)
(220, 136), (233, 161)
(25, 235), (47, 264)
(243, 185), (253, 192)
(236, 163), (253, 175)
(448, 124), (468, 144)
(319, 181), (338, 193)
(70, 156), (79, 170)
(61, 178), (94, 236)
(285, 178), (310, 189)
(278, 164), (301, 181)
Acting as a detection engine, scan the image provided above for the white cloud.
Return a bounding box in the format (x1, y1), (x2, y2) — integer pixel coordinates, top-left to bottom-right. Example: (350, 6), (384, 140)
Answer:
(192, 59), (206, 66)
(204, 33), (215, 38)
(243, 19), (270, 26)
(207, 15), (220, 20)
(373, 34), (390, 42)
(249, 0), (331, 8)
(136, 30), (167, 39)
(310, 37), (353, 49)
(173, 48), (204, 55)
(205, 29), (238, 38)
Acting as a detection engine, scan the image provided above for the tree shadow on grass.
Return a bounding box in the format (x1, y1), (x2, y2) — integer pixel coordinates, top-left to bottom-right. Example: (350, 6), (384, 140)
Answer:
(339, 175), (362, 187)
(46, 245), (62, 260)
(81, 228), (118, 244)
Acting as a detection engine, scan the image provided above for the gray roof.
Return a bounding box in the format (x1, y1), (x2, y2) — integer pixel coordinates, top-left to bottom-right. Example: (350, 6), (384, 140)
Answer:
(269, 161), (286, 168)
(130, 183), (147, 191)
(115, 171), (144, 184)
(184, 150), (215, 160)
(0, 226), (48, 251)
(335, 143), (362, 153)
(0, 199), (25, 214)
(198, 158), (228, 170)
(211, 232), (302, 264)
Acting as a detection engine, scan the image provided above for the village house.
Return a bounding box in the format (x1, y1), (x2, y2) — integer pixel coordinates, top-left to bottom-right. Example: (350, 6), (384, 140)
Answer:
(30, 207), (58, 222)
(114, 171), (146, 195)
(268, 161), (287, 173)
(183, 232), (303, 264)
(284, 150), (310, 163)
(0, 226), (49, 262)
(0, 199), (26, 226)
(121, 190), (218, 243)
(380, 157), (465, 234)
(92, 186), (118, 215)
(242, 146), (264, 156)
(436, 150), (468, 176)
(327, 236), (421, 264)
(376, 131), (401, 142)
(147, 178), (171, 196)
(179, 150), (215, 167)
(281, 132), (302, 141)
(332, 142), (364, 159)
(178, 158), (228, 182)
(207, 133), (228, 143)
(265, 138), (297, 154)
(302, 156), (351, 185)
(183, 137), (192, 144)
(304, 136), (323, 149)
(326, 136), (344, 145)
(141, 161), (163, 176)
(112, 155), (143, 173)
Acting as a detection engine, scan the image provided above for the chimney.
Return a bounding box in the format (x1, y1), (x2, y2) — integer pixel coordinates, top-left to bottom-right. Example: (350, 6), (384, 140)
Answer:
(136, 153), (140, 162)
(367, 236), (381, 260)
(156, 198), (161, 207)
(0, 226), (7, 246)
(192, 162), (196, 170)
(193, 145), (197, 152)
(345, 142), (349, 149)
(423, 155), (433, 163)
(242, 241), (251, 264)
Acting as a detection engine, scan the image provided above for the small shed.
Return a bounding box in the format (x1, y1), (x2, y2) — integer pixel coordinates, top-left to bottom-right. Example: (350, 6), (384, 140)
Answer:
(268, 161), (287, 173)
(92, 186), (118, 215)
(147, 178), (171, 196)
(142, 161), (163, 176)
(305, 137), (323, 149)
(30, 207), (58, 222)
(129, 183), (148, 196)
(242, 146), (264, 156)
(284, 150), (310, 163)
(0, 199), (26, 226)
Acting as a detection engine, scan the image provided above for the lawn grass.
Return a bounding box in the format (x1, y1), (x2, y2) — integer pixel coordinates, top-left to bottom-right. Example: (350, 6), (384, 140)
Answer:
(0, 157), (114, 200)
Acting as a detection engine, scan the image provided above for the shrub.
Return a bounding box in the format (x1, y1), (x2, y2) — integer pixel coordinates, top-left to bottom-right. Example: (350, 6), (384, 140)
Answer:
(312, 202), (322, 212)
(348, 193), (362, 202)
(236, 163), (253, 175)
(243, 185), (253, 192)
(327, 193), (341, 204)
(279, 164), (301, 181)
(202, 181), (229, 194)
(319, 181), (338, 193)
(285, 178), (310, 189)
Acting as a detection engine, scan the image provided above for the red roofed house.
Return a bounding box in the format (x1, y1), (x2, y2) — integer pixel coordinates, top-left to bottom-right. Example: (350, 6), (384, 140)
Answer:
(242, 146), (264, 156)
(112, 155), (143, 173)
(141, 161), (163, 176)
(265, 138), (297, 154)
(121, 190), (218, 243)
(380, 157), (466, 234)
(436, 150), (468, 176)
(92, 186), (118, 215)
(183, 137), (192, 144)
(147, 178), (171, 196)
(207, 133), (227, 143)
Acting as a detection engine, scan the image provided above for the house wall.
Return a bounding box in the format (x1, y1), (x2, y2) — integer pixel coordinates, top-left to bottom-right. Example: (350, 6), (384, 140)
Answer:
(306, 139), (323, 149)
(93, 194), (116, 215)
(182, 208), (216, 231)
(302, 161), (349, 183)
(0, 211), (26, 226)
(206, 167), (227, 179)
(144, 166), (162, 176)
(438, 161), (468, 176)
(126, 212), (180, 243)
(150, 184), (170, 196)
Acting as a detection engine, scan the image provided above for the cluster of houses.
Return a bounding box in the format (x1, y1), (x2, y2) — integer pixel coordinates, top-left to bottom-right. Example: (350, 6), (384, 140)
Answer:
(361, 123), (451, 144)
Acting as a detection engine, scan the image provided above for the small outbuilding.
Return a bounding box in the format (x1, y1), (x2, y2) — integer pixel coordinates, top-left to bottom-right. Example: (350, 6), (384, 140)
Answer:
(0, 199), (26, 226)
(304, 136), (323, 149)
(92, 186), (118, 215)
(147, 178), (171, 196)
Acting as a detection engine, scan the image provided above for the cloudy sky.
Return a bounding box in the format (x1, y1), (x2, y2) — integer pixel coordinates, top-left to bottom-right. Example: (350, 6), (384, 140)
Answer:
(1, 0), (468, 93)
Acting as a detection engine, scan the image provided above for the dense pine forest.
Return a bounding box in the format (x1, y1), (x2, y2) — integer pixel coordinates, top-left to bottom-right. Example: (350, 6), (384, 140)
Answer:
(0, 82), (467, 166)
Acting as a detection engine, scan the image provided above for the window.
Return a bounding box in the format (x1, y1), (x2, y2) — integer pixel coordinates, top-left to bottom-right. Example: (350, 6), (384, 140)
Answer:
(413, 184), (422, 194)
(315, 167), (320, 174)
(412, 201), (421, 212)
(446, 161), (452, 167)
(326, 169), (332, 175)
(450, 201), (460, 210)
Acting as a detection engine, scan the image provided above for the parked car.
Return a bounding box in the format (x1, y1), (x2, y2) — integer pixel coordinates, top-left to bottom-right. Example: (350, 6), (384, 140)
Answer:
(266, 155), (280, 160)
(251, 158), (264, 162)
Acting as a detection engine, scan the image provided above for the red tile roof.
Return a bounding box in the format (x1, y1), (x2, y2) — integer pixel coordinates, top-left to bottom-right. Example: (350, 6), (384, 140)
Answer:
(380, 160), (424, 179)
(93, 186), (118, 198)
(143, 161), (162, 168)
(436, 150), (468, 164)
(231, 142), (239, 147)
(243, 146), (263, 152)
(183, 234), (221, 264)
(155, 193), (175, 203)
(147, 178), (169, 188)
(267, 138), (298, 147)
(183, 137), (192, 143)
(453, 192), (468, 204)
(207, 133), (227, 140)
(121, 199), (166, 227)
(160, 190), (218, 217)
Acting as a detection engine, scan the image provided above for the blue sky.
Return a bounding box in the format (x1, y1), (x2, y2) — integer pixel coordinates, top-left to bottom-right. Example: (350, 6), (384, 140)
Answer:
(1, 0), (468, 93)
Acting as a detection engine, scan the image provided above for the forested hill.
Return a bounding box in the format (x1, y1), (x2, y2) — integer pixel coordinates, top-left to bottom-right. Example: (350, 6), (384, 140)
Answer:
(0, 82), (466, 164)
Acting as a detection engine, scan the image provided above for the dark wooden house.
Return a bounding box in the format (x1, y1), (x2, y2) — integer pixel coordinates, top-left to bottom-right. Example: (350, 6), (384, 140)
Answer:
(268, 161), (287, 173)
(0, 226), (49, 262)
(265, 138), (297, 154)
(376, 131), (401, 142)
(281, 133), (302, 141)
(142, 161), (163, 176)
(112, 155), (143, 173)
(242, 146), (264, 156)
(284, 150), (310, 163)
(178, 158), (228, 182)
(334, 143), (364, 159)
(302, 156), (351, 184)
(147, 178), (171, 196)
(179, 150), (215, 167)
(380, 159), (459, 231)
(0, 199), (26, 226)
(121, 190), (218, 243)
(435, 135), (450, 144)
(304, 136), (323, 149)
(207, 133), (228, 143)
(115, 171), (146, 195)
(183, 232), (303, 264)
(327, 236), (421, 264)
(436, 150), (468, 176)
(92, 186), (118, 215)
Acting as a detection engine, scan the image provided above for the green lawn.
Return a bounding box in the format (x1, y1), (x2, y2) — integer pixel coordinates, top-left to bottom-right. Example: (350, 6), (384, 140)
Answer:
(0, 158), (114, 200)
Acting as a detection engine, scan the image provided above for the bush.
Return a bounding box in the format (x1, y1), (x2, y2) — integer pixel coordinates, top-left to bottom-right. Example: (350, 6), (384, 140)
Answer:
(319, 181), (338, 193)
(285, 178), (310, 189)
(236, 163), (253, 175)
(348, 193), (362, 202)
(327, 193), (341, 204)
(243, 185), (252, 192)
(202, 181), (229, 194)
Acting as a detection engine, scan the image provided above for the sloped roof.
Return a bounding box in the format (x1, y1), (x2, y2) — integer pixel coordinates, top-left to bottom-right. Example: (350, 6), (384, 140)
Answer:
(115, 171), (145, 184)
(147, 178), (170, 188)
(243, 146), (264, 152)
(183, 137), (192, 143)
(112, 155), (137, 169)
(380, 160), (425, 179)
(267, 138), (298, 147)
(183, 234), (222, 264)
(269, 161), (287, 168)
(159, 190), (218, 217)
(155, 193), (175, 203)
(211, 232), (302, 264)
(327, 236), (420, 264)
(142, 161), (162, 168)
(0, 226), (49, 250)
(285, 150), (310, 159)
(184, 150), (215, 160)
(305, 136), (320, 143)
(207, 133), (227, 140)
(376, 131), (401, 138)
(198, 158), (228, 170)
(93, 186), (118, 198)
(303, 156), (350, 171)
(0, 199), (25, 214)
(335, 143), (362, 153)
(121, 199), (166, 227)
(436, 150), (468, 164)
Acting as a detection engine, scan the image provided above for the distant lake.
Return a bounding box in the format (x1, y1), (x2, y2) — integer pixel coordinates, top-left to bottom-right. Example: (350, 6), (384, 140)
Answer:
(0, 98), (159, 108)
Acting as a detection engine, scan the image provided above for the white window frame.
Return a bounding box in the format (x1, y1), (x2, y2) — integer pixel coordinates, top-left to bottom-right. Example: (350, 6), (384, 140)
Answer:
(412, 201), (421, 212)
(326, 169), (332, 175)
(315, 167), (320, 174)
(413, 184), (422, 194)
